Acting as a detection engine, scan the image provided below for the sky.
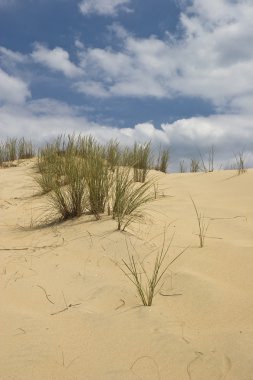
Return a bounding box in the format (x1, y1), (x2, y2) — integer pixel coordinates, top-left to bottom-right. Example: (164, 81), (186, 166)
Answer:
(0, 0), (253, 170)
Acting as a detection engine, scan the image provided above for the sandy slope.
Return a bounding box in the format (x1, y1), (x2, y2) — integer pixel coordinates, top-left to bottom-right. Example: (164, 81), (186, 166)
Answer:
(0, 161), (253, 380)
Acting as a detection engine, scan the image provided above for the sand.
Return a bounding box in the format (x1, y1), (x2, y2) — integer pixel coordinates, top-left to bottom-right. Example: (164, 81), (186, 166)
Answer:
(0, 161), (253, 380)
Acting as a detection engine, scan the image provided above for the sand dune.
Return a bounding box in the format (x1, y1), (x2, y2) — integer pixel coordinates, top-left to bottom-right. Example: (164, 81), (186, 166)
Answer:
(1, 162), (253, 380)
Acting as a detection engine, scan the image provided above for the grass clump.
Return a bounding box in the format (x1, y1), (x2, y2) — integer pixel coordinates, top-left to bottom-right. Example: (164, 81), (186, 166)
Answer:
(155, 146), (169, 173)
(105, 139), (121, 171)
(234, 151), (247, 175)
(5, 138), (17, 161)
(179, 160), (187, 173)
(33, 134), (158, 226)
(47, 156), (87, 220)
(133, 142), (151, 182)
(0, 137), (35, 166)
(198, 145), (215, 172)
(0, 143), (4, 167)
(190, 159), (200, 173)
(120, 232), (187, 306)
(35, 144), (65, 193)
(18, 138), (35, 159)
(111, 167), (154, 231)
(35, 135), (110, 221)
(85, 150), (111, 219)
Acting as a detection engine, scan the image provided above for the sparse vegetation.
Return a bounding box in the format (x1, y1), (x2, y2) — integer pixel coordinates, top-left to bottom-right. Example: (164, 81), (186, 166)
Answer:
(198, 145), (215, 172)
(18, 137), (35, 159)
(179, 160), (187, 173)
(35, 143), (65, 193)
(190, 159), (200, 173)
(133, 142), (151, 182)
(32, 135), (156, 228)
(0, 137), (35, 166)
(47, 156), (87, 220)
(190, 196), (209, 248)
(120, 232), (187, 306)
(105, 139), (121, 171)
(111, 166), (154, 231)
(234, 150), (247, 175)
(155, 146), (170, 173)
(84, 149), (111, 219)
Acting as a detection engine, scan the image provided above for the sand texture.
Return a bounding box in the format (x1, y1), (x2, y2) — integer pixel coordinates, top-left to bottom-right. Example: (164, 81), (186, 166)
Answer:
(1, 161), (253, 380)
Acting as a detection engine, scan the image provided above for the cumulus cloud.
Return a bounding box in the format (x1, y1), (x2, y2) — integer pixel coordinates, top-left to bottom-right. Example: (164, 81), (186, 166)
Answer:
(0, 99), (132, 144)
(161, 114), (253, 169)
(75, 0), (253, 114)
(1, 0), (253, 170)
(1, 99), (253, 170)
(79, 0), (131, 16)
(0, 46), (28, 76)
(0, 68), (30, 104)
(31, 43), (83, 78)
(74, 80), (110, 98)
(0, 47), (26, 64)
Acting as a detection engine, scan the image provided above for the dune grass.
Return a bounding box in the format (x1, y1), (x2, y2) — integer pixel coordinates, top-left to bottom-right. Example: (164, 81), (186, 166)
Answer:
(179, 160), (187, 173)
(0, 137), (35, 166)
(32, 134), (158, 227)
(111, 166), (155, 231)
(155, 146), (170, 173)
(35, 144), (65, 193)
(18, 137), (35, 159)
(36, 136), (108, 220)
(133, 142), (151, 182)
(198, 145), (215, 172)
(190, 196), (209, 248)
(47, 156), (87, 220)
(84, 149), (111, 219)
(234, 151), (247, 175)
(120, 232), (187, 306)
(190, 159), (200, 173)
(105, 139), (121, 171)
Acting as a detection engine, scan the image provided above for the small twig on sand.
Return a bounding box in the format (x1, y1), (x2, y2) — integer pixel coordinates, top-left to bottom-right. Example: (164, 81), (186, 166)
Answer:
(130, 356), (161, 380)
(0, 247), (29, 251)
(115, 299), (125, 310)
(36, 284), (55, 304)
(51, 292), (81, 315)
(50, 303), (81, 316)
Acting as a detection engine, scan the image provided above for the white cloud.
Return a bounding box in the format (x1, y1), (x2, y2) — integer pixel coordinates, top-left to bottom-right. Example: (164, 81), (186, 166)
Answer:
(0, 68), (30, 104)
(0, 98), (253, 170)
(75, 0), (253, 114)
(0, 47), (26, 64)
(161, 114), (253, 168)
(0, 99), (131, 144)
(0, 0), (253, 170)
(74, 80), (110, 98)
(79, 0), (131, 16)
(31, 43), (83, 78)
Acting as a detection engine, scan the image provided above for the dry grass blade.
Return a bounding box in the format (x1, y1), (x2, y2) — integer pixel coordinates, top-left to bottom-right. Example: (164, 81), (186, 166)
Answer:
(190, 159), (200, 172)
(234, 150), (247, 175)
(190, 196), (210, 248)
(133, 142), (151, 182)
(112, 167), (155, 231)
(46, 156), (88, 221)
(106, 139), (121, 171)
(84, 150), (111, 219)
(156, 145), (169, 173)
(121, 231), (187, 306)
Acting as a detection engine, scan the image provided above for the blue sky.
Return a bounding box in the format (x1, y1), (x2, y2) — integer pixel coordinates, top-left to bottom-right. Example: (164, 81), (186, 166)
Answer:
(0, 0), (253, 170)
